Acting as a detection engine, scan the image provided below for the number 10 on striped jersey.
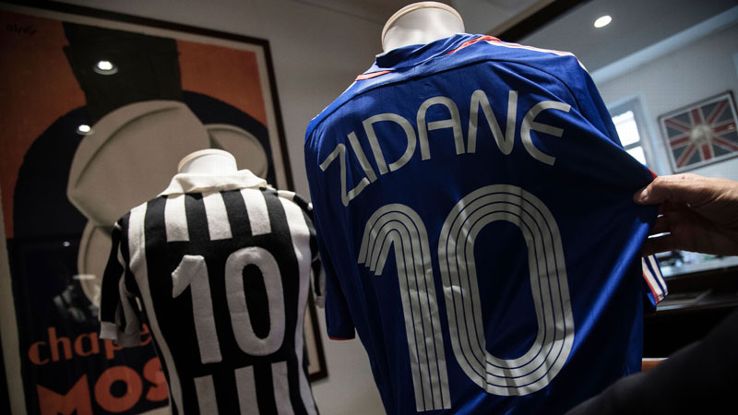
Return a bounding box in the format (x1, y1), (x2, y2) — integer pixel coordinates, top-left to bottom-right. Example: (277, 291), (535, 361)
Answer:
(171, 246), (286, 363)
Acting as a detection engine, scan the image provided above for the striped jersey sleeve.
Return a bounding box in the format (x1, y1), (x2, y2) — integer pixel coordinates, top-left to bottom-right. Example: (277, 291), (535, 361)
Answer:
(278, 189), (325, 306)
(99, 217), (144, 347)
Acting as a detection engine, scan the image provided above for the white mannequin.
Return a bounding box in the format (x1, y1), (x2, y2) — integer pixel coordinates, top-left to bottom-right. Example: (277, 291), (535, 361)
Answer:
(177, 149), (237, 175)
(381, 2), (465, 52)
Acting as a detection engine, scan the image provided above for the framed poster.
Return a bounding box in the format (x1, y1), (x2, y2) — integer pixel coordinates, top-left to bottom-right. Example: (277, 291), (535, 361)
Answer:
(0, 2), (326, 414)
(658, 91), (738, 172)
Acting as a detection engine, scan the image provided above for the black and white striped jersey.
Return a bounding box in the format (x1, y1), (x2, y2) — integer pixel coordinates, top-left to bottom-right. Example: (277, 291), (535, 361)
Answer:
(100, 170), (321, 415)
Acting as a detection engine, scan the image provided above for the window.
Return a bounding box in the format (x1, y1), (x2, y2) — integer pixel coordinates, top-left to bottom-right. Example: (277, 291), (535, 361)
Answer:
(612, 110), (647, 164)
(610, 99), (651, 166)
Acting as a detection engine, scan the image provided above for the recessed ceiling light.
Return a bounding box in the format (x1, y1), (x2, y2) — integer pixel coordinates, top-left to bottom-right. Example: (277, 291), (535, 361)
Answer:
(77, 124), (92, 135)
(93, 60), (118, 75)
(594, 15), (612, 29)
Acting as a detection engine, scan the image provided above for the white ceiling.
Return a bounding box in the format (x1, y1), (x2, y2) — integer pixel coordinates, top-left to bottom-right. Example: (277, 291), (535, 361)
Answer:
(291, 0), (433, 24)
(452, 0), (546, 34)
(522, 0), (738, 71)
(292, 0), (737, 72)
(291, 0), (543, 31)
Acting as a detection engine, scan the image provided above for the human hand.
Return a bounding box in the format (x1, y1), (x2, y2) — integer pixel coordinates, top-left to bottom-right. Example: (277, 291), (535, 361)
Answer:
(634, 173), (738, 256)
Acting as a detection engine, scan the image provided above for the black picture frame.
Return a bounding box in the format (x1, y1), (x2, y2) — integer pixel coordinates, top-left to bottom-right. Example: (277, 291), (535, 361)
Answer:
(0, 2), (328, 413)
(658, 91), (738, 173)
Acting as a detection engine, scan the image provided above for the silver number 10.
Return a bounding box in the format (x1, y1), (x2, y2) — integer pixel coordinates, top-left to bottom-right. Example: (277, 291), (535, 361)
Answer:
(359, 184), (575, 411)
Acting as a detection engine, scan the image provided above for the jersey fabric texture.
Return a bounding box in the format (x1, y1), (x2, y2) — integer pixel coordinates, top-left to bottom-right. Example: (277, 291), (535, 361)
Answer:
(99, 169), (321, 415)
(304, 34), (666, 414)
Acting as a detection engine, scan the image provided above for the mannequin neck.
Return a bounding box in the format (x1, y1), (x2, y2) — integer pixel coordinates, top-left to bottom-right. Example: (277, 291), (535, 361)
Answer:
(382, 2), (465, 52)
(177, 149), (237, 175)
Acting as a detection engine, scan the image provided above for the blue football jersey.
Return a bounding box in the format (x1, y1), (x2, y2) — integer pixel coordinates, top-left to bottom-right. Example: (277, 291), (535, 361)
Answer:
(305, 34), (666, 414)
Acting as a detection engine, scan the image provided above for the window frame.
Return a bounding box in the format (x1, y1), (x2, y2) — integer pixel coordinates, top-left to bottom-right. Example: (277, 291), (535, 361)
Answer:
(609, 97), (655, 167)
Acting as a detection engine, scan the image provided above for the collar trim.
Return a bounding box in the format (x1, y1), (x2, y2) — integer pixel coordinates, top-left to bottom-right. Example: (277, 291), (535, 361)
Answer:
(372, 33), (473, 70)
(159, 169), (267, 196)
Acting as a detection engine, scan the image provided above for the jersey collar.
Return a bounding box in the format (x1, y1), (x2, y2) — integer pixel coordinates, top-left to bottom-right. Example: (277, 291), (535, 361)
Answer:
(159, 169), (267, 196)
(372, 33), (475, 70)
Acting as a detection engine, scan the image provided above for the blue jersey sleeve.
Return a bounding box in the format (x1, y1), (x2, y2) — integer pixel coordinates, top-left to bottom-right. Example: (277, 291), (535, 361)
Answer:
(502, 54), (666, 308)
(305, 129), (357, 340)
(321, 236), (356, 340)
(553, 57), (669, 306)
(565, 59), (624, 147)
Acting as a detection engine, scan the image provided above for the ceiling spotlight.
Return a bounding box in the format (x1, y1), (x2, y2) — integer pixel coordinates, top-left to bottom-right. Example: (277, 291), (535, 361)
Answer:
(594, 15), (612, 29)
(77, 124), (92, 135)
(93, 60), (118, 75)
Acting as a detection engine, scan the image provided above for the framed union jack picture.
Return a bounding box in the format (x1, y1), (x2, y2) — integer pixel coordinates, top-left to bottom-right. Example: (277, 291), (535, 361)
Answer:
(659, 91), (738, 172)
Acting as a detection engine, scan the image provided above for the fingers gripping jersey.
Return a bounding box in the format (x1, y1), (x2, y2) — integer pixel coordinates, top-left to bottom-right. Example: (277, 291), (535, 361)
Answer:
(99, 170), (322, 414)
(305, 34), (665, 414)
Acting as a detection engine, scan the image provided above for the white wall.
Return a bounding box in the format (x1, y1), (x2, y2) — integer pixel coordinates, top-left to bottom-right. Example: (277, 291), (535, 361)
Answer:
(57, 0), (386, 413)
(596, 22), (738, 180)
